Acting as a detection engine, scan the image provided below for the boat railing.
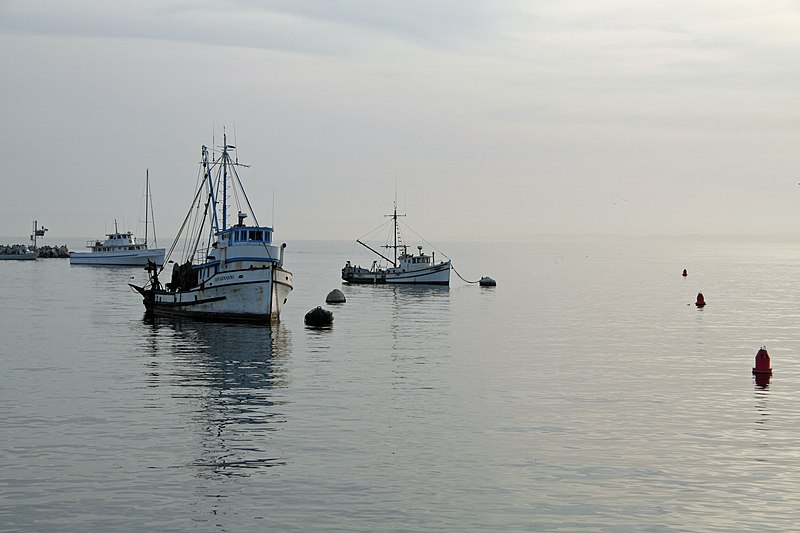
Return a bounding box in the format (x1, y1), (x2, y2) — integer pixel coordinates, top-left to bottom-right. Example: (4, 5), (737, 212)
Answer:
(190, 242), (280, 265)
(194, 247), (216, 264)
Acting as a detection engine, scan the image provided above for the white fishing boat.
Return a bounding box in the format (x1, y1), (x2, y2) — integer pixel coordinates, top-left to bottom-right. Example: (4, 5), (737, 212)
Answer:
(70, 172), (165, 266)
(0, 220), (47, 261)
(342, 203), (451, 285)
(130, 134), (293, 323)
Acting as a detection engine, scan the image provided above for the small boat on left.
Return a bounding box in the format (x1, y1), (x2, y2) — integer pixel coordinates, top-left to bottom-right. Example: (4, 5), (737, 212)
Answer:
(0, 220), (47, 261)
(70, 171), (165, 266)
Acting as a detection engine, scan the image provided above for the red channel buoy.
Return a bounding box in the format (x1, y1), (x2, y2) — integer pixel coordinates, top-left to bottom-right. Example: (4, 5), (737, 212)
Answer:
(695, 292), (705, 307)
(752, 347), (773, 375)
(682, 269), (688, 277)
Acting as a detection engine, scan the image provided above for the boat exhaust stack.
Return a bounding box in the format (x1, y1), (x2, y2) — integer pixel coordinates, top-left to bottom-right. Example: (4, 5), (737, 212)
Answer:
(279, 243), (286, 267)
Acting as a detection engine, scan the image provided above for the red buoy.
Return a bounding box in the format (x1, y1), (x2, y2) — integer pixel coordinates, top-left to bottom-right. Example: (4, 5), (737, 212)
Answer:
(753, 346), (773, 375)
(695, 292), (705, 307)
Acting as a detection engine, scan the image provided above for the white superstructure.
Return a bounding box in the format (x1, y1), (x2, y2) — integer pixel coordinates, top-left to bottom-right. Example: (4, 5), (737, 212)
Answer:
(70, 227), (165, 266)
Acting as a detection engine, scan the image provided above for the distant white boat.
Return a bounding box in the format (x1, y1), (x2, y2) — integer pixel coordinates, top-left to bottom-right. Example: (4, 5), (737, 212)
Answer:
(130, 134), (293, 323)
(342, 203), (451, 285)
(70, 172), (165, 266)
(0, 245), (36, 261)
(69, 224), (165, 266)
(0, 220), (47, 261)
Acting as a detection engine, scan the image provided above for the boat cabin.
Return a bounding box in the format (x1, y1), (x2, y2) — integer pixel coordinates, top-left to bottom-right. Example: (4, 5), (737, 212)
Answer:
(87, 231), (148, 252)
(225, 226), (273, 245)
(397, 246), (434, 268)
(203, 220), (282, 267)
(402, 253), (432, 265)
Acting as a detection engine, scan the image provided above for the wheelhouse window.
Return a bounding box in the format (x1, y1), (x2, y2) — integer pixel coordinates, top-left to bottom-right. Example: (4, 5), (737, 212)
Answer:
(227, 228), (272, 243)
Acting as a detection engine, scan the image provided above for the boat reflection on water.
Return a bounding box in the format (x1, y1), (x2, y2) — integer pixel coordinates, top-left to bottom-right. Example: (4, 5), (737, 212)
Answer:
(385, 284), (451, 325)
(341, 284), (452, 392)
(344, 283), (451, 339)
(143, 315), (293, 477)
(343, 282), (451, 302)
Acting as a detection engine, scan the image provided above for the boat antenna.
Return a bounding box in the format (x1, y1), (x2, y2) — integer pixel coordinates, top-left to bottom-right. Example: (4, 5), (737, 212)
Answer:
(234, 121), (239, 164)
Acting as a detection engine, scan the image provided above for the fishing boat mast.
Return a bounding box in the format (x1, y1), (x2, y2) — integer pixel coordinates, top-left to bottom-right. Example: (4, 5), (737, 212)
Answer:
(392, 204), (396, 265)
(144, 169), (149, 246)
(353, 201), (408, 267)
(222, 139), (229, 231)
(203, 132), (255, 239)
(385, 201), (405, 266)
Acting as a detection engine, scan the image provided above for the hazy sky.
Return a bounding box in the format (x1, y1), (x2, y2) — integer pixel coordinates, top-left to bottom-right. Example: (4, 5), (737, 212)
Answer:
(1, 1), (798, 242)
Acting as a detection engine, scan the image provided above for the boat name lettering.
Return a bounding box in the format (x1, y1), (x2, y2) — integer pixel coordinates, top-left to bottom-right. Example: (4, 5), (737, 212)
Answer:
(216, 274), (235, 281)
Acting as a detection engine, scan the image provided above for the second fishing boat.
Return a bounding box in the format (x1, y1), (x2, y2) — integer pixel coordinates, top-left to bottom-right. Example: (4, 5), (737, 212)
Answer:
(342, 202), (451, 285)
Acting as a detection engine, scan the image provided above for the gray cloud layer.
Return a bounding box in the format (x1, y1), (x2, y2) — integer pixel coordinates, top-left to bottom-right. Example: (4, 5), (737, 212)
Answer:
(1, 1), (798, 241)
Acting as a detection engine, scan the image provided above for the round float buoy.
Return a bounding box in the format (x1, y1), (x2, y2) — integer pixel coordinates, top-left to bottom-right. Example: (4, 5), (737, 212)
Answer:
(682, 269), (687, 277)
(752, 346), (773, 375)
(325, 288), (346, 304)
(305, 306), (334, 328)
(695, 292), (705, 307)
(479, 276), (496, 287)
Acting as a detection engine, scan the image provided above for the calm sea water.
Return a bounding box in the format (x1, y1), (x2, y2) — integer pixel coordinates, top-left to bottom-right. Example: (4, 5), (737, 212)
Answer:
(2, 237), (800, 532)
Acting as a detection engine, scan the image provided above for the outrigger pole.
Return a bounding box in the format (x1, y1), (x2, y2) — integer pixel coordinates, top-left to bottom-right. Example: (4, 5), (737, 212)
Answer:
(356, 239), (395, 266)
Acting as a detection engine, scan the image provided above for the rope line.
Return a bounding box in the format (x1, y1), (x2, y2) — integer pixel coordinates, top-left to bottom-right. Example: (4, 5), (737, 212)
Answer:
(452, 264), (480, 284)
(401, 220), (450, 261)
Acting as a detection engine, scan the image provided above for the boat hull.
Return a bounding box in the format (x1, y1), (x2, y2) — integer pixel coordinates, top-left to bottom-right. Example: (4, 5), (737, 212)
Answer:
(70, 248), (166, 266)
(343, 261), (450, 285)
(136, 266), (292, 323)
(387, 262), (450, 285)
(0, 252), (37, 261)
